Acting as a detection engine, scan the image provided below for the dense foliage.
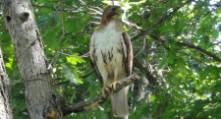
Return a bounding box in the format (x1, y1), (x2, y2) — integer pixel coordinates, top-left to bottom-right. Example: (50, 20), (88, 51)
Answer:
(0, 0), (221, 118)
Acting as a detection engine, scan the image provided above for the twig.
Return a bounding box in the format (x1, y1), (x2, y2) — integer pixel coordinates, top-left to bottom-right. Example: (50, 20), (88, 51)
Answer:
(62, 74), (140, 116)
(57, 51), (90, 58)
(122, 20), (143, 31)
(32, 4), (80, 13)
(134, 38), (146, 57)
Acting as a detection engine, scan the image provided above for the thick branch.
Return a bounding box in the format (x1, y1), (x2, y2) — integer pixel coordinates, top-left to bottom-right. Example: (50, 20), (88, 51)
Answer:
(62, 74), (140, 116)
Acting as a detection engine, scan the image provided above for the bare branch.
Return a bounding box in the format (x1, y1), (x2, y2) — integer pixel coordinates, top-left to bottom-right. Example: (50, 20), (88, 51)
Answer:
(62, 74), (140, 116)
(122, 20), (143, 31)
(32, 4), (80, 13)
(32, 4), (56, 11)
(134, 38), (146, 57)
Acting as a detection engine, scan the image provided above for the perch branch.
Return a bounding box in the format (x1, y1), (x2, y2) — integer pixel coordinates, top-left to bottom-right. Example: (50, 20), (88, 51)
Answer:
(62, 74), (140, 116)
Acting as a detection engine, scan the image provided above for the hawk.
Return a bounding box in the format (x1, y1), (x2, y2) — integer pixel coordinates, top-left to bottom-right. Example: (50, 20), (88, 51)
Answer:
(89, 6), (133, 118)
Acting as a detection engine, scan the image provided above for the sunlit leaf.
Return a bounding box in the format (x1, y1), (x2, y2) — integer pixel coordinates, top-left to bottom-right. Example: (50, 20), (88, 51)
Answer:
(66, 54), (85, 65)
(5, 57), (13, 69)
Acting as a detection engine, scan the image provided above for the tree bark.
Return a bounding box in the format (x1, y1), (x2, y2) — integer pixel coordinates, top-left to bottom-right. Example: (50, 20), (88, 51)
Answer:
(2, 0), (62, 118)
(0, 47), (13, 119)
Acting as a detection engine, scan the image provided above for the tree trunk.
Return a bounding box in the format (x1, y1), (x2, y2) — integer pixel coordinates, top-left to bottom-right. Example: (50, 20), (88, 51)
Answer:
(0, 47), (13, 119)
(2, 0), (62, 118)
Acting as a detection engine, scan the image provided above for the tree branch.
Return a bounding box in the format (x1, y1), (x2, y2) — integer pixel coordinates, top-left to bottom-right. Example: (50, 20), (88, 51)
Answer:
(150, 34), (221, 62)
(32, 4), (80, 13)
(131, 0), (195, 41)
(134, 58), (158, 85)
(122, 0), (220, 63)
(62, 74), (140, 116)
(177, 42), (221, 62)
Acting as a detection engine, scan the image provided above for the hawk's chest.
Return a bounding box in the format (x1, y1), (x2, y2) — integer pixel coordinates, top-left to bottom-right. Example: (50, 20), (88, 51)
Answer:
(95, 30), (122, 51)
(93, 25), (125, 65)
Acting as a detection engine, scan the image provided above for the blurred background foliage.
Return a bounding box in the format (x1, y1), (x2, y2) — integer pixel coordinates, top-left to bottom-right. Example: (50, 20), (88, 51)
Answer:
(0, 0), (221, 119)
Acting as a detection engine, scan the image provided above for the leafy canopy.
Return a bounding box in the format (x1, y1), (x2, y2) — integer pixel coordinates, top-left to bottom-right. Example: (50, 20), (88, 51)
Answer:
(0, 0), (221, 119)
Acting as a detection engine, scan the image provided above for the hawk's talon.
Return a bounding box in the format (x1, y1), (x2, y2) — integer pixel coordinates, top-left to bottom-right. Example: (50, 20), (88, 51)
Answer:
(110, 81), (118, 91)
(101, 86), (110, 98)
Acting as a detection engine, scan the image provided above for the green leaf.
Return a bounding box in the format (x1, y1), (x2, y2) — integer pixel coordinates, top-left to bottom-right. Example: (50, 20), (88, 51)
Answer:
(5, 57), (13, 69)
(66, 54), (85, 65)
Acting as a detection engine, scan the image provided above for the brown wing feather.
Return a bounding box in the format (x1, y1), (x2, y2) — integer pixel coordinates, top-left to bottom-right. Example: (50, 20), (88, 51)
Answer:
(90, 60), (103, 85)
(122, 32), (133, 76)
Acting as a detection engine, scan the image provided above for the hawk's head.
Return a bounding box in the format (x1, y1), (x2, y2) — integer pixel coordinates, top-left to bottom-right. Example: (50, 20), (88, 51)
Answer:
(101, 6), (123, 25)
